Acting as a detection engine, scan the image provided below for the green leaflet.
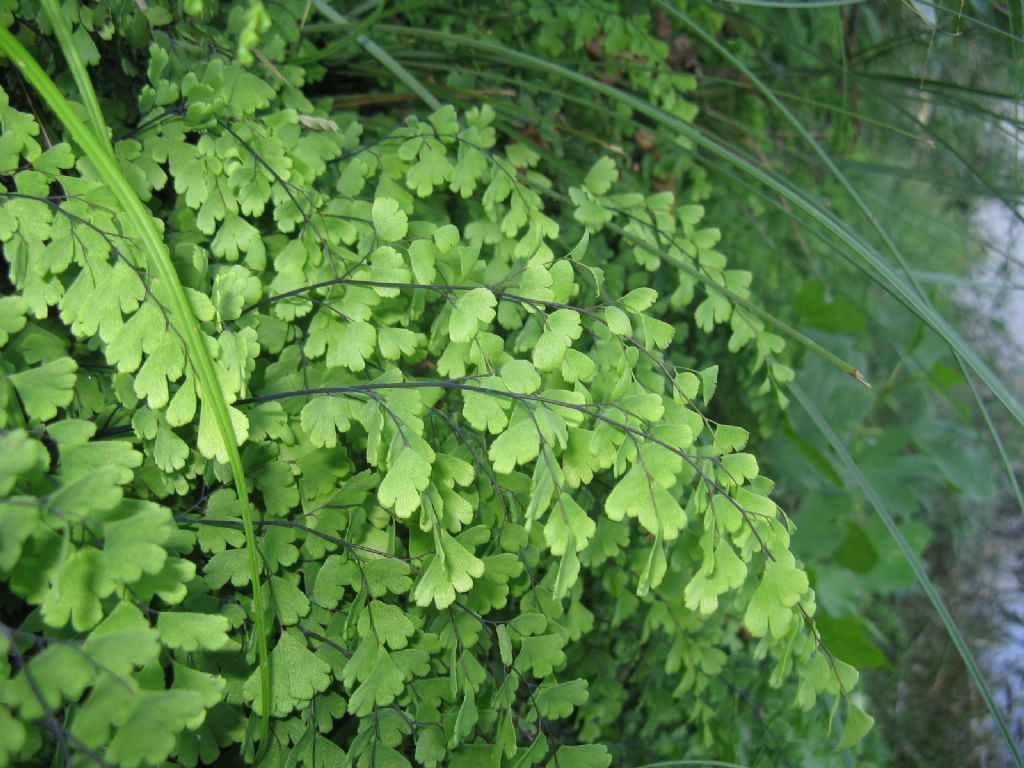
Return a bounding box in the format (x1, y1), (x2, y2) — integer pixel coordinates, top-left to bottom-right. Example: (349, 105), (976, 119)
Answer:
(7, 357), (77, 420)
(156, 612), (232, 652)
(743, 558), (811, 639)
(449, 287), (497, 343)
(243, 631), (331, 718)
(372, 196), (410, 243)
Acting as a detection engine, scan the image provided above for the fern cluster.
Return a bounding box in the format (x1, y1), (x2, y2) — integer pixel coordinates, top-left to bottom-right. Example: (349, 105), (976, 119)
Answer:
(1, 1), (871, 766)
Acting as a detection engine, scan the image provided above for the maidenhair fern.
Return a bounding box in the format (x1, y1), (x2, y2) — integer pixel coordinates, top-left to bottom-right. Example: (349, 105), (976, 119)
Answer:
(0, 2), (871, 766)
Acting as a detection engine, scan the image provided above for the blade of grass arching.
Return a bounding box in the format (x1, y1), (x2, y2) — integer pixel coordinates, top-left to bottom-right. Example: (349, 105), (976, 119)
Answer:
(1011, 0), (1024, 69)
(296, 0), (387, 64)
(0, 25), (273, 752)
(747, 54), (1024, 103)
(38, 0), (111, 156)
(911, 271), (1024, 290)
(361, 22), (1024, 424)
(836, 71), (1023, 103)
(837, 27), (933, 66)
(790, 381), (1024, 768)
(311, 0), (441, 111)
(962, 367), (1024, 518)
(836, 4), (850, 143)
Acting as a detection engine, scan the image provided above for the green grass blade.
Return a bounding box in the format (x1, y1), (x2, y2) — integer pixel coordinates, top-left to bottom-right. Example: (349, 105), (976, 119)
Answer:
(312, 0), (441, 110)
(297, 0), (387, 64)
(962, 366), (1024, 518)
(39, 0), (111, 156)
(790, 381), (1024, 768)
(0, 24), (273, 752)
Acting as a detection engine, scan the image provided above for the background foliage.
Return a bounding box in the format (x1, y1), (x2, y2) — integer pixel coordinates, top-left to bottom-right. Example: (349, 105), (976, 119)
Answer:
(0, 1), (1021, 767)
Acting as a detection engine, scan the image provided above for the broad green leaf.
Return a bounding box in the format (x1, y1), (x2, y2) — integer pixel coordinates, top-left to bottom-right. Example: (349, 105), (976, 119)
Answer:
(605, 464), (687, 540)
(103, 503), (173, 584)
(243, 630), (332, 717)
(543, 494), (595, 556)
(700, 365), (719, 406)
(744, 559), (810, 638)
(82, 603), (160, 677)
(346, 639), (406, 716)
(603, 305), (631, 336)
(8, 356), (77, 420)
(550, 744), (611, 768)
(372, 196), (408, 242)
(359, 600), (416, 650)
(0, 296), (27, 346)
(501, 360), (541, 394)
(534, 678), (588, 720)
(0, 706), (25, 765)
(413, 530), (485, 609)
(433, 223), (459, 253)
(379, 438), (435, 517)
(300, 396), (352, 448)
(620, 287), (657, 313)
(583, 157), (618, 196)
(41, 548), (112, 631)
(489, 414), (540, 474)
(837, 701), (875, 748)
(533, 309), (582, 371)
(107, 690), (206, 768)
(449, 287), (497, 343)
(715, 424), (750, 452)
(515, 634), (566, 678)
(720, 452), (759, 484)
(157, 613), (232, 652)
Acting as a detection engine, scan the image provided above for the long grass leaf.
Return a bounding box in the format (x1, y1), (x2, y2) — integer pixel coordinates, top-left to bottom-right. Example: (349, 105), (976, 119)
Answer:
(962, 367), (1024, 518)
(39, 0), (111, 155)
(312, 0), (441, 110)
(297, 0), (387, 64)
